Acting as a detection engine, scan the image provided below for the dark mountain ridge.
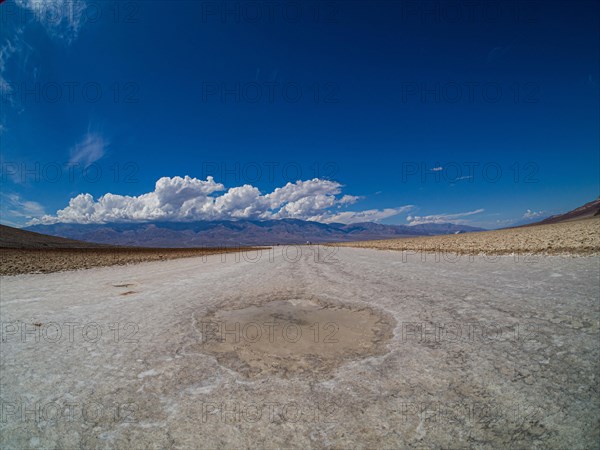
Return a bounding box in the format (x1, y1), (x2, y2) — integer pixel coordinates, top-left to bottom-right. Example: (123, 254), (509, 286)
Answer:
(514, 198), (600, 228)
(25, 219), (485, 247)
(0, 224), (110, 249)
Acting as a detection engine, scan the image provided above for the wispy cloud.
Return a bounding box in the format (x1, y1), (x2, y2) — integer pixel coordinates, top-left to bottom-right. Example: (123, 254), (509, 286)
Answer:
(1, 1), (88, 93)
(523, 209), (545, 219)
(0, 33), (19, 95)
(1, 192), (46, 219)
(406, 209), (485, 226)
(430, 166), (443, 172)
(0, 25), (26, 125)
(487, 45), (512, 64)
(587, 74), (599, 94)
(1, 1), (90, 131)
(69, 133), (108, 168)
(337, 195), (363, 206)
(15, 0), (89, 43)
(317, 206), (414, 224)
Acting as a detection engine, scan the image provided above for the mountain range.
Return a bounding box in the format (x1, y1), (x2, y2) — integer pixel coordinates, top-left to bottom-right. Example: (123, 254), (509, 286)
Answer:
(24, 220), (485, 247)
(5, 198), (597, 249)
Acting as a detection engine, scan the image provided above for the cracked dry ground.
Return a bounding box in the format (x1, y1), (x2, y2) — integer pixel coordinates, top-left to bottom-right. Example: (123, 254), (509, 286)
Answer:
(1, 247), (598, 448)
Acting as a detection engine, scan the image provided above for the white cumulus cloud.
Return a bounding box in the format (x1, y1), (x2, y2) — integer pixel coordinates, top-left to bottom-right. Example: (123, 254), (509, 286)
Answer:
(29, 176), (412, 225)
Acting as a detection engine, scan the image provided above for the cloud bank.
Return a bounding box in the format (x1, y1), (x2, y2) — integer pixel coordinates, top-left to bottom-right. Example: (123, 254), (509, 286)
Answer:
(30, 176), (413, 225)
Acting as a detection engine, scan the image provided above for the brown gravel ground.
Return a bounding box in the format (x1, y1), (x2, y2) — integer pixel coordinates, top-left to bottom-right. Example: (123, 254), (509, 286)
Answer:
(0, 247), (266, 276)
(332, 217), (600, 256)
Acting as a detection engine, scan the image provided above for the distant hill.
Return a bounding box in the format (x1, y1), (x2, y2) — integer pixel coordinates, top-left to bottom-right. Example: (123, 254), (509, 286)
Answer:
(24, 219), (486, 247)
(519, 198), (600, 228)
(0, 224), (111, 249)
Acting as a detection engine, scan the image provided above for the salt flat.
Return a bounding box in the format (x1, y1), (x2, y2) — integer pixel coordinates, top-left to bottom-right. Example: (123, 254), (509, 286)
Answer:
(1, 247), (599, 449)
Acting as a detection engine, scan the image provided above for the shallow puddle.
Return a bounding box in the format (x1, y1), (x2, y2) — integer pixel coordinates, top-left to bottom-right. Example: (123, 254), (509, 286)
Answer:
(195, 299), (395, 378)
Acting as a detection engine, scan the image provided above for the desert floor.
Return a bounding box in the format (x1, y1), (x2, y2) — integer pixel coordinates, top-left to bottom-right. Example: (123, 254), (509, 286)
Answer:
(1, 246), (598, 448)
(0, 247), (265, 276)
(334, 217), (600, 256)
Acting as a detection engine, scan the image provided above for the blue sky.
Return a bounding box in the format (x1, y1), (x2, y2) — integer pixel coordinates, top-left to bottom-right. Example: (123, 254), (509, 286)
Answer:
(1, 0), (598, 228)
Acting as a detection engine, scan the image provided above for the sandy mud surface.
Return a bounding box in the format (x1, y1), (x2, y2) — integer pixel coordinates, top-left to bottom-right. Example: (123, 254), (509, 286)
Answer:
(196, 298), (395, 379)
(1, 247), (598, 448)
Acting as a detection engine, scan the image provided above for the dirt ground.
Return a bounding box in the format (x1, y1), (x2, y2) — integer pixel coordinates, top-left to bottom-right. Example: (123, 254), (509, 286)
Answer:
(0, 247), (265, 276)
(333, 217), (600, 255)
